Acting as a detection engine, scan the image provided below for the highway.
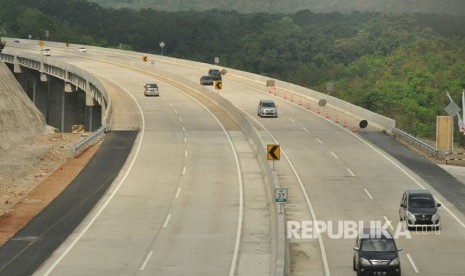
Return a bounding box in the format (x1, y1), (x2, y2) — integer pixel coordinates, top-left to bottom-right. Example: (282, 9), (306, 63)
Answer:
(3, 40), (465, 275)
(2, 42), (271, 276)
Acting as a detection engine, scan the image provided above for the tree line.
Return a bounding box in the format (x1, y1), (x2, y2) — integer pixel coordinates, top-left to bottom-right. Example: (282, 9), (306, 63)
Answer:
(1, 0), (465, 144)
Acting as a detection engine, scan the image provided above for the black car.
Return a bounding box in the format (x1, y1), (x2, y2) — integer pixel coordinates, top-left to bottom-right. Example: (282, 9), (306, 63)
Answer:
(399, 189), (441, 230)
(200, 75), (214, 85)
(208, 69), (222, 81)
(353, 228), (402, 276)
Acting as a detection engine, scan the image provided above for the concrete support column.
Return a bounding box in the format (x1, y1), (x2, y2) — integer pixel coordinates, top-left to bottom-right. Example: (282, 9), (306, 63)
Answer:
(15, 72), (28, 92)
(32, 78), (38, 104)
(35, 75), (49, 123)
(63, 87), (79, 133)
(48, 78), (63, 130)
(48, 79), (81, 133)
(85, 105), (102, 131)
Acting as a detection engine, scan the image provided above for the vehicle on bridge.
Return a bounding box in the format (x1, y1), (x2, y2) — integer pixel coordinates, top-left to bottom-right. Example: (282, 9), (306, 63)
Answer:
(144, 83), (159, 96)
(257, 99), (278, 118)
(41, 48), (51, 56)
(200, 75), (214, 85)
(208, 68), (222, 81)
(353, 228), (402, 276)
(399, 189), (441, 230)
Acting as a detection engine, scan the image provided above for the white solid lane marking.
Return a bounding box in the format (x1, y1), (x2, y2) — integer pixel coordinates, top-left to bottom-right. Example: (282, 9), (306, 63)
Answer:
(435, 202), (465, 229)
(384, 216), (394, 230)
(352, 132), (465, 230)
(175, 187), (181, 198)
(330, 152), (339, 159)
(302, 127), (309, 133)
(364, 189), (373, 199)
(163, 214), (172, 228)
(182, 166), (186, 175)
(406, 253), (419, 273)
(346, 168), (355, 176)
(289, 118), (295, 123)
(139, 251), (153, 271)
(316, 138), (323, 144)
(42, 79), (146, 276)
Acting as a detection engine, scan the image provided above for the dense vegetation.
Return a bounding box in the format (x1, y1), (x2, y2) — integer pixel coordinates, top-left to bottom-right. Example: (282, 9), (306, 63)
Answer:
(89, 0), (465, 16)
(1, 0), (465, 144)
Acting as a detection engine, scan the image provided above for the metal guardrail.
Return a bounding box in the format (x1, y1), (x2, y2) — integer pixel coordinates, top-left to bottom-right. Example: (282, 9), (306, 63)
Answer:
(392, 128), (438, 157)
(71, 124), (108, 157)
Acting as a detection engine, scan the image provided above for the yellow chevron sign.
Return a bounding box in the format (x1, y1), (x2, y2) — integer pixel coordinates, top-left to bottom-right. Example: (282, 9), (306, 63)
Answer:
(267, 144), (280, 160)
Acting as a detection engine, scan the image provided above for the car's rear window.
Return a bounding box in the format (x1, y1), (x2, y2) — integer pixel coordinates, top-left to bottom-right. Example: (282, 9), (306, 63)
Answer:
(361, 239), (396, 252)
(146, 84), (158, 88)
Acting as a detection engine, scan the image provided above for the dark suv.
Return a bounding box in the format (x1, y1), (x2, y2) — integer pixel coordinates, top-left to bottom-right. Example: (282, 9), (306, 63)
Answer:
(208, 69), (222, 81)
(353, 228), (402, 276)
(399, 189), (441, 230)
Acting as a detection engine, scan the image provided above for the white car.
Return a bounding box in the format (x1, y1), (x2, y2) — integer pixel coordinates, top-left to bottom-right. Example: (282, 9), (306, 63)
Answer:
(144, 83), (159, 96)
(41, 48), (51, 56)
(77, 46), (87, 52)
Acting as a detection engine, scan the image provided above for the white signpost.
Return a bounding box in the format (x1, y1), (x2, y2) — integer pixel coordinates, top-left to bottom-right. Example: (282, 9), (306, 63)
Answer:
(159, 41), (165, 56)
(275, 188), (288, 214)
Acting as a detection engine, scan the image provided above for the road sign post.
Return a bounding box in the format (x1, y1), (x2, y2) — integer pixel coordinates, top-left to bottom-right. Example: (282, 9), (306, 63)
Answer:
(159, 41), (165, 56)
(267, 144), (280, 170)
(275, 188), (288, 214)
(215, 81), (222, 93)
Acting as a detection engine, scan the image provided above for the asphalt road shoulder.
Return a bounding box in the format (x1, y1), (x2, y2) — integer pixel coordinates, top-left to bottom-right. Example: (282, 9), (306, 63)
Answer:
(363, 130), (465, 214)
(0, 131), (138, 276)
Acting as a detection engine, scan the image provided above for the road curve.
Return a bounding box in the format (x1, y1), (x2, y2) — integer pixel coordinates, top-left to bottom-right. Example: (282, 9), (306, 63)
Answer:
(3, 41), (465, 276)
(121, 54), (465, 276)
(1, 43), (272, 276)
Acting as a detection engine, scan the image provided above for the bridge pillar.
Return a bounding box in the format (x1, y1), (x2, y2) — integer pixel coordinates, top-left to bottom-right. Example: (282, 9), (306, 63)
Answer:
(84, 92), (102, 131)
(46, 78), (80, 132)
(14, 72), (29, 92)
(85, 105), (102, 131)
(35, 77), (49, 118)
(63, 85), (79, 133)
(47, 78), (63, 130)
(31, 77), (38, 104)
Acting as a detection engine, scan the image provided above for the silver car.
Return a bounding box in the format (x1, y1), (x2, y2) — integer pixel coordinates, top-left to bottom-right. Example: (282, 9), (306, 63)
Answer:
(257, 99), (278, 118)
(144, 83), (159, 96)
(399, 189), (441, 230)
